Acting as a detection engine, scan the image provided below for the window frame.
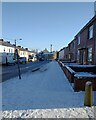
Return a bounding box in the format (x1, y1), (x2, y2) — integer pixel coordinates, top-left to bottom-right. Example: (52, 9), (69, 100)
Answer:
(77, 50), (80, 60)
(78, 35), (80, 45)
(87, 47), (92, 62)
(88, 25), (93, 39)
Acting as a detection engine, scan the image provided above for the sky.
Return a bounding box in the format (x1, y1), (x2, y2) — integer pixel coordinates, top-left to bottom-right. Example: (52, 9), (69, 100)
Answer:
(2, 2), (94, 52)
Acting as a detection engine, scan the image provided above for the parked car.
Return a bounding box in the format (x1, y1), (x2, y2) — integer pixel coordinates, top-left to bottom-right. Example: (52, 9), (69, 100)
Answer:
(18, 57), (27, 64)
(39, 58), (44, 61)
(28, 56), (33, 62)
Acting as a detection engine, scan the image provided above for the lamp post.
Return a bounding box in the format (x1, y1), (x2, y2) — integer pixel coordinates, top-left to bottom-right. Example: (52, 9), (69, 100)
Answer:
(14, 38), (22, 59)
(14, 38), (22, 79)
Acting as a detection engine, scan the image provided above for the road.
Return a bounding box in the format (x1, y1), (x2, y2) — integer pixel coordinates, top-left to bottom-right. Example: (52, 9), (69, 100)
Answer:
(0, 60), (51, 82)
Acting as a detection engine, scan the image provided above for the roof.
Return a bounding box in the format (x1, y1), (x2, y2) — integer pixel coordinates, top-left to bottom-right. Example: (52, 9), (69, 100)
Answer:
(0, 39), (34, 53)
(43, 48), (49, 52)
(75, 15), (96, 36)
(0, 39), (14, 47)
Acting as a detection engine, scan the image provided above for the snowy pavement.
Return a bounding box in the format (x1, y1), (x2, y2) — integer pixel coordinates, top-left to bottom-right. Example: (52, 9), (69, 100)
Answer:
(1, 61), (95, 118)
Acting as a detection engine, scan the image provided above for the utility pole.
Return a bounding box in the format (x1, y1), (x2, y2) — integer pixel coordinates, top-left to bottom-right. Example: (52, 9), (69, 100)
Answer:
(15, 38), (22, 79)
(14, 39), (16, 60)
(15, 49), (21, 79)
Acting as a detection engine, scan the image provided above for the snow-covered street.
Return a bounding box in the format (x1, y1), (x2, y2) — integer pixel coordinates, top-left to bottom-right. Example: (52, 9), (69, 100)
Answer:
(1, 61), (95, 118)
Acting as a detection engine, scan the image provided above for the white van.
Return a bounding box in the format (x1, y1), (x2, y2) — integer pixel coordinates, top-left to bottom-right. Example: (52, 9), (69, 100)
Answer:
(0, 53), (15, 65)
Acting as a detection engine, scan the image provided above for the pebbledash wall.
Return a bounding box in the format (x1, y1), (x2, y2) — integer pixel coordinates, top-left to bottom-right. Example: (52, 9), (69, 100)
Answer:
(58, 15), (96, 65)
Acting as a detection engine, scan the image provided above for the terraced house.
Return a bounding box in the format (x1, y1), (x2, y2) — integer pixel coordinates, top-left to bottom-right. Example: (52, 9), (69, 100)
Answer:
(58, 15), (96, 65)
(58, 47), (65, 60)
(0, 39), (15, 64)
(76, 15), (96, 65)
(0, 39), (35, 64)
(67, 39), (75, 62)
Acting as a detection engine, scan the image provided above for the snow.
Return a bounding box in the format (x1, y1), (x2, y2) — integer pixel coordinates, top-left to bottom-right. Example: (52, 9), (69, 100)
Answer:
(2, 107), (95, 118)
(63, 62), (79, 66)
(74, 72), (96, 78)
(65, 65), (75, 73)
(69, 64), (96, 68)
(61, 61), (96, 67)
(0, 61), (95, 118)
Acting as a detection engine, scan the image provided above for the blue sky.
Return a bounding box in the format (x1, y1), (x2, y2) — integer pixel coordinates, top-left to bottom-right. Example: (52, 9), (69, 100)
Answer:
(2, 2), (94, 51)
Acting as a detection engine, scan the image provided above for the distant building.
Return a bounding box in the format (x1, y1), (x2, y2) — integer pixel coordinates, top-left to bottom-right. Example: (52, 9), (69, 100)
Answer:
(63, 46), (69, 61)
(58, 48), (65, 60)
(68, 39), (76, 62)
(37, 50), (56, 61)
(43, 48), (49, 53)
(0, 39), (35, 64)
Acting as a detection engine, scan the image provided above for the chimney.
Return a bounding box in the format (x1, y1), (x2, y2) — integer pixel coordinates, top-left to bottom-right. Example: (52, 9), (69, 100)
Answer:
(13, 44), (16, 46)
(18, 45), (21, 48)
(7, 41), (10, 43)
(0, 39), (3, 41)
(25, 48), (28, 50)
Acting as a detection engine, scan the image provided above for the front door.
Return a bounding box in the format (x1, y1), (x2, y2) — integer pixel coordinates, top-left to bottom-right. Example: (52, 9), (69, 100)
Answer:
(83, 50), (86, 64)
(80, 49), (86, 64)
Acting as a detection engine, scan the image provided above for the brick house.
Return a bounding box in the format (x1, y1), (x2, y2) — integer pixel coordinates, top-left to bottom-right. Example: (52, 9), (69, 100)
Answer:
(75, 15), (96, 65)
(58, 15), (96, 65)
(63, 46), (69, 61)
(58, 47), (65, 60)
(68, 39), (76, 62)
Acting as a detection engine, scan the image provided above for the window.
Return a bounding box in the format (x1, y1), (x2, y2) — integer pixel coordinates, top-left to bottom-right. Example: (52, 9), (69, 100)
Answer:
(69, 54), (71, 59)
(9, 49), (10, 53)
(78, 35), (80, 45)
(88, 48), (92, 62)
(21, 51), (22, 55)
(88, 25), (93, 39)
(77, 50), (80, 60)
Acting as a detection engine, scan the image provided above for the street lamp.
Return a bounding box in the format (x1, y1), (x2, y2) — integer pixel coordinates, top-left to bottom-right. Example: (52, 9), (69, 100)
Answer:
(15, 38), (22, 46)
(14, 38), (22, 59)
(14, 38), (22, 79)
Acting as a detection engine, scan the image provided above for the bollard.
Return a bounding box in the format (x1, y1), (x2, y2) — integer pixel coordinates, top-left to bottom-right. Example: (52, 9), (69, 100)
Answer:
(84, 81), (93, 107)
